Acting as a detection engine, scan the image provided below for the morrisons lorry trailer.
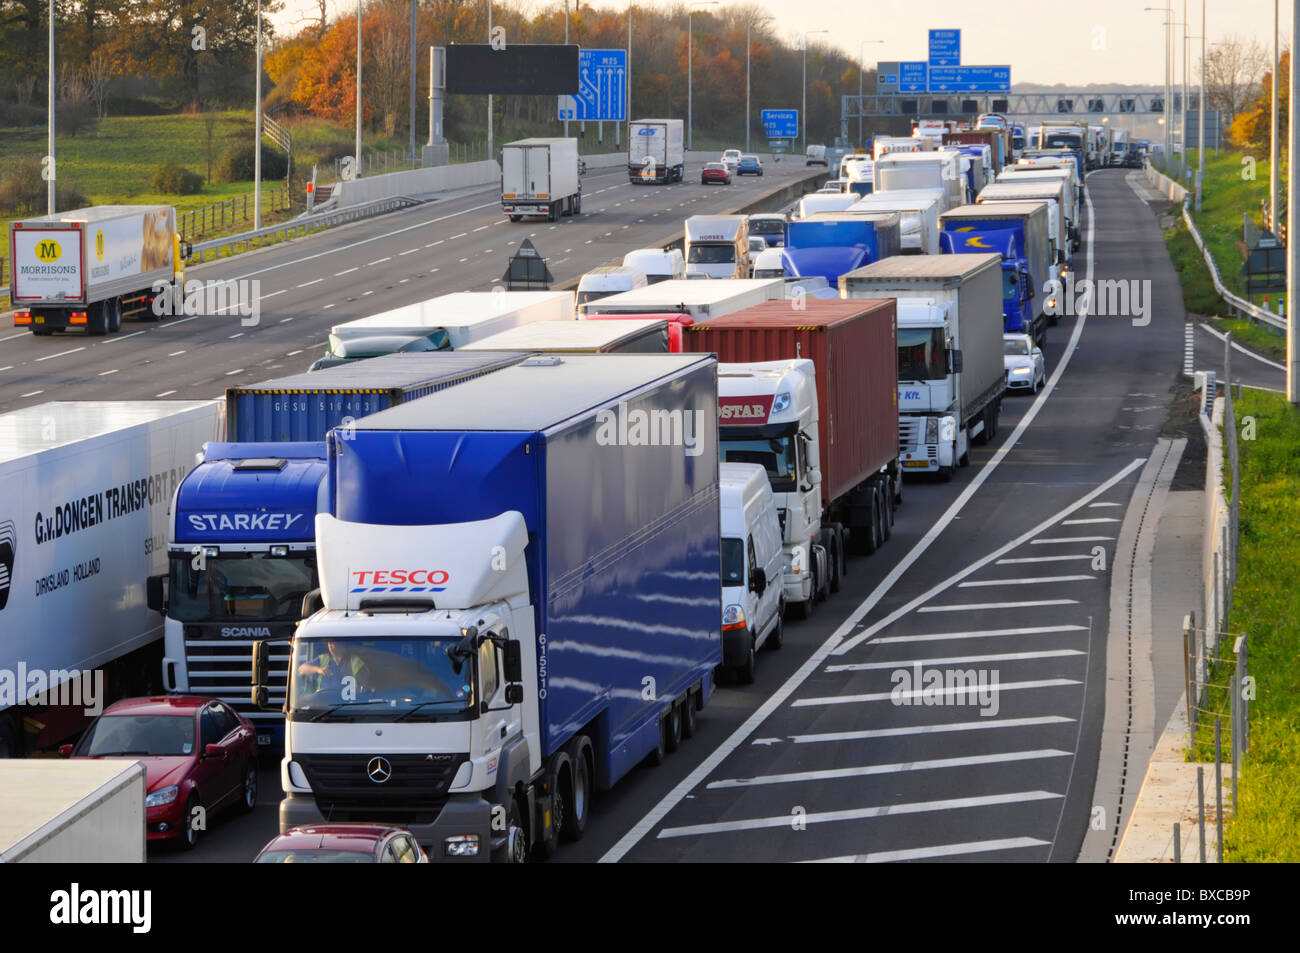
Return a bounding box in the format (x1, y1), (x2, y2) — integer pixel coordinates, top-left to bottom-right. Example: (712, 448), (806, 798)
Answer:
(841, 253), (1006, 480)
(501, 138), (582, 222)
(941, 201), (1053, 343)
(0, 400), (221, 757)
(781, 213), (902, 285)
(150, 353), (528, 745)
(629, 119), (685, 183)
(685, 299), (900, 617)
(259, 354), (722, 861)
(0, 760), (146, 862)
(11, 205), (188, 336)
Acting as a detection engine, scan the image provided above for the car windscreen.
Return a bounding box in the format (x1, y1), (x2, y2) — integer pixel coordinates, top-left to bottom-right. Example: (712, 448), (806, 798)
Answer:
(76, 714), (197, 757)
(256, 850), (375, 863)
(1004, 338), (1030, 356)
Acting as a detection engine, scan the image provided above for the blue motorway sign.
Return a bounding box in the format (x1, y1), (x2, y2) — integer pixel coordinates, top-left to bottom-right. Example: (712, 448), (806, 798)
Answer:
(761, 109), (799, 139)
(900, 61), (929, 93)
(557, 49), (626, 121)
(928, 65), (1011, 93)
(928, 29), (961, 67)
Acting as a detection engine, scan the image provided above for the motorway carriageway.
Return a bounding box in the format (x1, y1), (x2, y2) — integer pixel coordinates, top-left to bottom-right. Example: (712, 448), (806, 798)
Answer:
(0, 159), (818, 412)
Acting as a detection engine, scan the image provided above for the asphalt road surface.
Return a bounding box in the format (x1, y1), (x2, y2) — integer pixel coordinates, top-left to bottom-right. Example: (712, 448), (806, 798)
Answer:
(0, 159), (818, 413)
(150, 168), (1195, 864)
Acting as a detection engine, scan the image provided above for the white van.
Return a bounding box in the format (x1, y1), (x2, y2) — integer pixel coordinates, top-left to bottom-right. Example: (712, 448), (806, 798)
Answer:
(622, 247), (685, 283)
(575, 265), (648, 307)
(750, 247), (785, 279)
(719, 462), (785, 682)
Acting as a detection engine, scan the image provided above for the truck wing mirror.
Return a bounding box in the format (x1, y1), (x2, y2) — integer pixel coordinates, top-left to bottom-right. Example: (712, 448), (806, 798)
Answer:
(503, 640), (523, 683)
(252, 640), (269, 688)
(949, 349), (964, 374)
(505, 684), (525, 705)
(147, 574), (167, 614)
(301, 588), (324, 617)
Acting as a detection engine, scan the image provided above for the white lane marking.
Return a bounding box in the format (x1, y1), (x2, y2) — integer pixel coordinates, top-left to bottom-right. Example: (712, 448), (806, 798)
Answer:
(98, 368), (119, 376)
(429, 268), (439, 273)
(1196, 321), (1286, 370)
(655, 791), (1063, 839)
(361, 290), (373, 296)
(35, 347), (86, 362)
(1088, 502), (1122, 507)
(399, 278), (410, 283)
(1032, 536), (1114, 544)
(367, 257), (391, 265)
(838, 459), (1142, 652)
(287, 350), (302, 356)
(228, 333), (244, 339)
(752, 715), (1076, 746)
(335, 267), (358, 276)
(168, 350), (186, 356)
(473, 225), (489, 232)
(399, 248), (418, 256)
(426, 241), (443, 248)
(917, 599), (1078, 614)
(20, 390), (44, 397)
(707, 750), (1073, 790)
(0, 366), (12, 372)
(297, 278), (323, 288)
(225, 368), (245, 375)
(957, 575), (1095, 588)
(825, 649), (1085, 672)
(259, 289), (287, 300)
(872, 624), (1088, 645)
(997, 554), (1095, 564)
(804, 837), (1051, 863)
(793, 678), (1081, 709)
(97, 330), (147, 345)
(1061, 517), (1118, 525)
(449, 232), (468, 240)
(155, 390), (175, 397)
(0, 332), (31, 342)
(279, 317), (294, 323)
(323, 304), (335, 310)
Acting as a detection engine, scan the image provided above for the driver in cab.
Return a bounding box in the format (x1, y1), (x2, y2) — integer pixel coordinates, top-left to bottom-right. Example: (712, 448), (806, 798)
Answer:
(298, 640), (370, 698)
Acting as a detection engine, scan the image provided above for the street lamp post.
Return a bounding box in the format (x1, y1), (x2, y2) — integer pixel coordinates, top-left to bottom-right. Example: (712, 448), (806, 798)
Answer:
(858, 40), (884, 148)
(356, 0), (363, 178)
(1145, 8), (1173, 161)
(1272, 0), (1279, 238)
(746, 15), (775, 153)
(47, 0), (54, 215)
(1197, 0), (1205, 207)
(255, 0), (262, 229)
(687, 2), (718, 153)
(1288, 0), (1299, 405)
(801, 29), (828, 154)
(487, 0), (493, 160)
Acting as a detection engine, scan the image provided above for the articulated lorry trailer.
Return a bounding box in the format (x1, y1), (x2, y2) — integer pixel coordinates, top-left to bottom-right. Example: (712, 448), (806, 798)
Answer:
(150, 353), (529, 746)
(686, 299), (900, 619)
(940, 201), (1053, 343)
(260, 354), (722, 861)
(11, 205), (188, 336)
(781, 213), (902, 285)
(0, 400), (221, 757)
(841, 253), (1006, 481)
(629, 119), (685, 183)
(501, 138), (582, 222)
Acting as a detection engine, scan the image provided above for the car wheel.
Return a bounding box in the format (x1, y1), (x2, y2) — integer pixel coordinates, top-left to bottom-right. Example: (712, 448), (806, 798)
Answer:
(180, 793), (202, 851)
(237, 761), (258, 813)
(766, 605), (785, 650)
(735, 632), (757, 684)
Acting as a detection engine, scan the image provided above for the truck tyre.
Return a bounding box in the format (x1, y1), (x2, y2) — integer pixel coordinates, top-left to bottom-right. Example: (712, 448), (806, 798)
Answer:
(107, 297), (122, 333)
(644, 717), (668, 767)
(666, 702), (683, 751)
(509, 215), (522, 222)
(865, 494), (880, 555)
(681, 690), (698, 737)
(538, 753), (570, 859)
(87, 302), (109, 336)
(237, 761), (258, 813)
(501, 797), (529, 863)
(562, 738), (591, 839)
(573, 194), (582, 214)
(940, 463), (955, 482)
(882, 479), (895, 539)
(735, 633), (757, 685)
(31, 325), (53, 336)
(875, 487), (889, 547)
(547, 202), (557, 222)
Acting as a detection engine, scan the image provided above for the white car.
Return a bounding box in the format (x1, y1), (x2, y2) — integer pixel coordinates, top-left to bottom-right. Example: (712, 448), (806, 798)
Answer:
(721, 149), (743, 172)
(1003, 333), (1045, 394)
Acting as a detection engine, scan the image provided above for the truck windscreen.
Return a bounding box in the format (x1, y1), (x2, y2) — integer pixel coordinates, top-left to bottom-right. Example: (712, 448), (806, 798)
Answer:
(168, 553), (316, 623)
(749, 219), (785, 235)
(1044, 134), (1082, 150)
(688, 244), (738, 264)
(897, 328), (947, 381)
(719, 435), (798, 492)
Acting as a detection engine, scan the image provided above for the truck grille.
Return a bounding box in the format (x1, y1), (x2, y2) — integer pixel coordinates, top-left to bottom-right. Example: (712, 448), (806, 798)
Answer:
(296, 753), (468, 823)
(898, 417), (923, 452)
(184, 637), (288, 727)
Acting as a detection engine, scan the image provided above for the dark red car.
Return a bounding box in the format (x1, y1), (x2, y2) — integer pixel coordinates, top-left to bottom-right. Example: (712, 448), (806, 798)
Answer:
(254, 825), (429, 863)
(63, 695), (258, 850)
(700, 162), (732, 185)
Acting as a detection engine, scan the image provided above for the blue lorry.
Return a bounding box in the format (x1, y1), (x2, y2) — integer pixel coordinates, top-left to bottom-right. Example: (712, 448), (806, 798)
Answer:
(257, 354), (722, 860)
(781, 212), (902, 286)
(939, 202), (1052, 344)
(148, 352), (528, 744)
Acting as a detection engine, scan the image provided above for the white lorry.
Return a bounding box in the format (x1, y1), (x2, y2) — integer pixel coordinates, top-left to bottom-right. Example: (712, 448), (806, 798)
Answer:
(501, 138), (582, 221)
(849, 189), (944, 255)
(0, 400), (222, 757)
(979, 179), (1072, 271)
(1109, 128), (1130, 167)
(873, 136), (929, 159)
(0, 760), (146, 862)
(993, 167), (1080, 254)
(841, 253), (1006, 481)
(629, 119), (685, 184)
(11, 205), (188, 336)
(873, 151), (965, 211)
(683, 215), (751, 279)
(577, 278), (784, 319)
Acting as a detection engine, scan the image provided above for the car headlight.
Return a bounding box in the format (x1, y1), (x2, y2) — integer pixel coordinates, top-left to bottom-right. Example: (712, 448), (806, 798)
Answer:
(1011, 366), (1032, 376)
(771, 391), (792, 414)
(924, 417), (940, 444)
(146, 785), (179, 808)
(722, 604), (746, 629)
(444, 835), (480, 857)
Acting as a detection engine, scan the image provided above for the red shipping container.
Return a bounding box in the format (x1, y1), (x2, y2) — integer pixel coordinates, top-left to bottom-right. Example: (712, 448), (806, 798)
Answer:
(943, 130), (1005, 173)
(685, 298), (898, 508)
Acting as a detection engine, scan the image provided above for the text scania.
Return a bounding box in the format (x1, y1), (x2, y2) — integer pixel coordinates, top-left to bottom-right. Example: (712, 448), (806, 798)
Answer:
(34, 468), (184, 544)
(186, 512), (304, 533)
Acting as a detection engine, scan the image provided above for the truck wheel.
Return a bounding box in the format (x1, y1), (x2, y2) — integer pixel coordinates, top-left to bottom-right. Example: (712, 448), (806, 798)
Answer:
(573, 194), (582, 214)
(666, 702), (683, 751)
(538, 754), (570, 859)
(31, 325), (53, 336)
(508, 215), (522, 222)
(827, 529), (842, 593)
(547, 202), (557, 222)
(681, 691), (698, 737)
(735, 634), (757, 685)
(865, 494), (880, 554)
(882, 479), (895, 539)
(87, 302), (109, 336)
(502, 797), (529, 863)
(107, 298), (122, 333)
(644, 717), (668, 767)
(940, 464), (955, 482)
(562, 738), (591, 840)
(875, 487), (890, 546)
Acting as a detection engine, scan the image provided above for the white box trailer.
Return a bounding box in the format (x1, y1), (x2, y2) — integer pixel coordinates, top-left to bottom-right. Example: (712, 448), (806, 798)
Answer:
(0, 760), (145, 862)
(629, 118), (685, 183)
(501, 138), (582, 221)
(460, 317), (670, 353)
(979, 179), (1072, 265)
(578, 278), (784, 320)
(0, 401), (222, 757)
(873, 152), (965, 211)
(326, 291), (575, 360)
(10, 205), (185, 336)
(849, 190), (944, 255)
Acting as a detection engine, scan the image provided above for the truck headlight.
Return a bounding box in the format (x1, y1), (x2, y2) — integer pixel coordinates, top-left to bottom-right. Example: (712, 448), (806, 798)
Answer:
(771, 391), (792, 414)
(924, 417), (939, 444)
(722, 604), (746, 630)
(146, 785), (179, 808)
(444, 835), (480, 857)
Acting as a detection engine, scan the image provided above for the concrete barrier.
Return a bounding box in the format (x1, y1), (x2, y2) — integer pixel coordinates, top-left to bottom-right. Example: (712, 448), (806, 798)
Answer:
(330, 160), (500, 207)
(1143, 161), (1189, 203)
(582, 153), (629, 170)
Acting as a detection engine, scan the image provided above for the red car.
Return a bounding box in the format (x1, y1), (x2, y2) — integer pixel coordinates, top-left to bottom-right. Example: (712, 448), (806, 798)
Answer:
(701, 162), (732, 185)
(63, 695), (258, 850)
(254, 825), (429, 863)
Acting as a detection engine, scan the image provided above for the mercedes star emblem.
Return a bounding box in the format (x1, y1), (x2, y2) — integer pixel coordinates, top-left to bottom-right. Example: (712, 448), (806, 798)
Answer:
(367, 756), (392, 784)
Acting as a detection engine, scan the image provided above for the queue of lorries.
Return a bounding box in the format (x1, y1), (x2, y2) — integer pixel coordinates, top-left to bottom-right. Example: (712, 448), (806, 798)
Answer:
(2, 112), (1108, 863)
